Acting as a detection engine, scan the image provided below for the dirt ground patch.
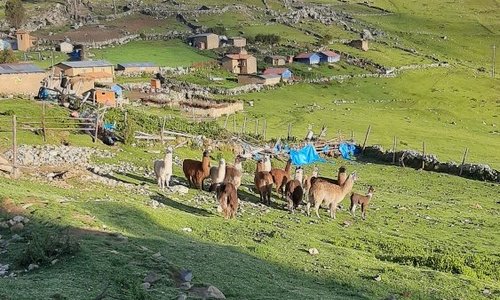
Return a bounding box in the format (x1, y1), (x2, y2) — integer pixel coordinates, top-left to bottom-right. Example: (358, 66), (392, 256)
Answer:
(46, 25), (127, 43)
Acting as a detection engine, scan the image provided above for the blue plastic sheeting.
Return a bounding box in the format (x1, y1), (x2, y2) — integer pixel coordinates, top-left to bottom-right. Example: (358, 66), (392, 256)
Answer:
(289, 144), (326, 166)
(338, 143), (360, 160)
(103, 122), (116, 131)
(111, 84), (123, 97)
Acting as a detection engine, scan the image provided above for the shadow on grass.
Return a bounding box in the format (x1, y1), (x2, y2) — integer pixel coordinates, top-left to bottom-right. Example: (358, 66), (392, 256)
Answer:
(238, 184), (288, 211)
(152, 192), (212, 217)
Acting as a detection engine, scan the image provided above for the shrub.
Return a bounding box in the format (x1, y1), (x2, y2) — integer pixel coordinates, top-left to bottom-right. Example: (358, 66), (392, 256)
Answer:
(255, 34), (280, 45)
(16, 230), (80, 267)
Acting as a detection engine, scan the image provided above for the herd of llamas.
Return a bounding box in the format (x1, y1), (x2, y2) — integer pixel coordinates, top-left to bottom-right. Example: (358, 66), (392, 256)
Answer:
(153, 148), (375, 220)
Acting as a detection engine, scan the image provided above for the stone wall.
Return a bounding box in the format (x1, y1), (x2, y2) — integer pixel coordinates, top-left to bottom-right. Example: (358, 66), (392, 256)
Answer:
(362, 145), (499, 182)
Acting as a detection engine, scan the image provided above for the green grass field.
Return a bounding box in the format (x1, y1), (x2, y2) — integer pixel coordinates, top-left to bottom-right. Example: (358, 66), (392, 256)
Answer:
(91, 40), (214, 67)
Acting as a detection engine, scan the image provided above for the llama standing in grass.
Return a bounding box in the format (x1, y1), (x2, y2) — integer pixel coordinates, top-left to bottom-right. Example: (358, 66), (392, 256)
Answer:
(285, 167), (304, 213)
(303, 166), (319, 200)
(254, 159), (274, 206)
(154, 146), (173, 190)
(209, 158), (226, 192)
(270, 158), (292, 198)
(182, 150), (211, 190)
(216, 182), (239, 219)
(350, 186), (375, 220)
(224, 155), (246, 189)
(263, 155), (272, 172)
(307, 172), (357, 219)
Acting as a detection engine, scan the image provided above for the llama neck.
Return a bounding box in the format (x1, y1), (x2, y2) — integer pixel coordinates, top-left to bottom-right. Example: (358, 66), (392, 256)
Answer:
(234, 160), (243, 171)
(218, 161), (226, 176)
(295, 171), (303, 183)
(284, 161), (291, 173)
(202, 156), (210, 170)
(340, 176), (355, 197)
(366, 192), (373, 199)
(164, 152), (171, 162)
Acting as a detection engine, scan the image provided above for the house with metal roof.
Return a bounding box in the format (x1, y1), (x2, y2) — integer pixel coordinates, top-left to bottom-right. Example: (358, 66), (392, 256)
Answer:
(53, 60), (114, 80)
(263, 67), (293, 81)
(116, 62), (159, 75)
(237, 74), (281, 86)
(318, 50), (341, 63)
(294, 52), (321, 65)
(221, 48), (257, 74)
(0, 63), (46, 95)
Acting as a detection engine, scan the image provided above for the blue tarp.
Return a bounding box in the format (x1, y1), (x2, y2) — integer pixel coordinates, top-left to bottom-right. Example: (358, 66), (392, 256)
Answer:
(338, 143), (360, 160)
(111, 84), (123, 97)
(289, 144), (326, 166)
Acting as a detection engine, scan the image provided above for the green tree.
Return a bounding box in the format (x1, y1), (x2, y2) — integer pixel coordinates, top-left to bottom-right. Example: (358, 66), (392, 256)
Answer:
(5, 0), (26, 29)
(0, 49), (18, 63)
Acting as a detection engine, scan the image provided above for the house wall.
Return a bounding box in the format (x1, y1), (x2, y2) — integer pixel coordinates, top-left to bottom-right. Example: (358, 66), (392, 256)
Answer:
(70, 78), (95, 93)
(238, 75), (264, 85)
(193, 35), (219, 50)
(59, 43), (74, 53)
(263, 76), (281, 86)
(222, 58), (239, 73)
(281, 70), (292, 80)
(16, 33), (33, 52)
(230, 38), (246, 47)
(241, 56), (257, 74)
(0, 73), (46, 95)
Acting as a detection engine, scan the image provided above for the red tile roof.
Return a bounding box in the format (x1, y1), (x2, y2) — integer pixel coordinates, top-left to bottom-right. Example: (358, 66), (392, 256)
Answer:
(319, 50), (340, 57)
(295, 52), (315, 59)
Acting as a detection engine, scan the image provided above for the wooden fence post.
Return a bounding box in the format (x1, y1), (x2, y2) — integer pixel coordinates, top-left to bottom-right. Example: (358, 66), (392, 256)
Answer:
(242, 116), (247, 134)
(41, 102), (47, 142)
(287, 123), (292, 140)
(421, 141), (426, 170)
(160, 116), (166, 144)
(255, 119), (259, 135)
(263, 119), (267, 140)
(12, 115), (18, 178)
(361, 125), (371, 153)
(223, 114), (229, 129)
(232, 114), (236, 132)
(350, 130), (354, 141)
(94, 112), (99, 143)
(392, 136), (397, 164)
(459, 148), (469, 175)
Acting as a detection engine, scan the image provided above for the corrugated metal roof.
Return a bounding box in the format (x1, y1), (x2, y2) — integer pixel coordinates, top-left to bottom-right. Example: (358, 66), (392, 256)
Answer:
(295, 52), (316, 59)
(319, 50), (340, 57)
(190, 33), (218, 38)
(117, 62), (158, 68)
(0, 63), (45, 75)
(57, 60), (113, 68)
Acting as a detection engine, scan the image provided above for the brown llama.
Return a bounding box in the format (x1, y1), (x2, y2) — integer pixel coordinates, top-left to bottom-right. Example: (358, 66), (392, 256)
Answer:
(311, 166), (347, 186)
(182, 150), (211, 190)
(350, 186), (375, 220)
(285, 167), (304, 213)
(216, 182), (239, 219)
(254, 159), (274, 206)
(307, 172), (357, 219)
(208, 158), (226, 192)
(270, 158), (292, 198)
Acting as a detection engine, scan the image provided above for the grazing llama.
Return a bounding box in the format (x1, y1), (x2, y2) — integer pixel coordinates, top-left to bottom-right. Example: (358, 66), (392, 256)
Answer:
(350, 186), (375, 220)
(285, 167), (304, 213)
(270, 158), (292, 198)
(224, 155), (246, 189)
(307, 172), (357, 219)
(216, 182), (239, 219)
(154, 146), (173, 190)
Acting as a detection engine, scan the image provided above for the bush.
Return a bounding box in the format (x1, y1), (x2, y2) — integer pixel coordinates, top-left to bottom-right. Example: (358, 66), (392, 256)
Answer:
(16, 230), (80, 267)
(207, 26), (226, 36)
(255, 34), (280, 45)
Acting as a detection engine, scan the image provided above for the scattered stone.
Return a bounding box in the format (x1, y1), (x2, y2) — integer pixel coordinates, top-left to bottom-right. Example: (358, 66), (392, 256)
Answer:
(10, 234), (22, 242)
(171, 185), (189, 195)
(148, 199), (165, 209)
(373, 274), (382, 282)
(12, 216), (27, 223)
(0, 264), (9, 276)
(177, 294), (188, 300)
(51, 259), (58, 265)
(202, 285), (226, 299)
(0, 222), (8, 229)
(180, 269), (193, 282)
(28, 263), (39, 271)
(10, 222), (24, 232)
(308, 248), (319, 255)
(182, 227), (193, 233)
(144, 271), (160, 284)
(482, 288), (491, 296)
(343, 220), (352, 227)
(152, 252), (162, 259)
(180, 282), (192, 290)
(142, 282), (151, 290)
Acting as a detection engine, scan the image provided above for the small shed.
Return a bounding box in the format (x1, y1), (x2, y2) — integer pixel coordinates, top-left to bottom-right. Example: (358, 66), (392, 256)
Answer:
(88, 88), (116, 107)
(116, 62), (159, 75)
(263, 67), (293, 81)
(58, 42), (74, 53)
(189, 33), (219, 50)
(318, 51), (340, 63)
(294, 52), (321, 65)
(228, 37), (247, 48)
(349, 39), (369, 51)
(238, 74), (281, 86)
(264, 55), (287, 66)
